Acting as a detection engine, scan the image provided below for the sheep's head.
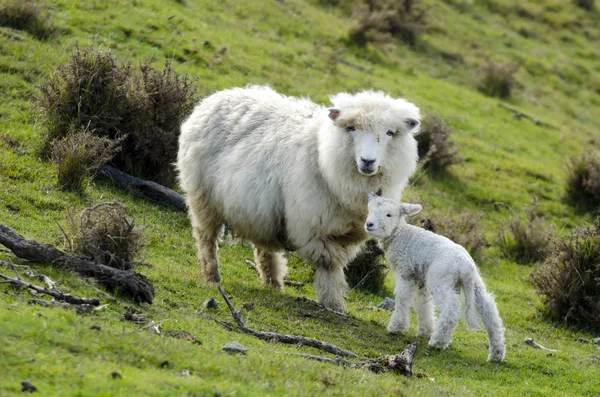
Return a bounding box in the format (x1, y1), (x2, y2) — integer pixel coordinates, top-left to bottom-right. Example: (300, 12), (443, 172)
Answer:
(365, 192), (422, 238)
(328, 91), (420, 177)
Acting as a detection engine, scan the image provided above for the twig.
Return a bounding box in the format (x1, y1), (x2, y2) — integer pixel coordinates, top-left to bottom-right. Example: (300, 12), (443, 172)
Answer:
(295, 296), (353, 318)
(217, 286), (359, 358)
(27, 299), (98, 312)
(337, 59), (373, 73)
(497, 103), (555, 129)
(524, 337), (558, 352)
(244, 259), (259, 274)
(0, 264), (100, 306)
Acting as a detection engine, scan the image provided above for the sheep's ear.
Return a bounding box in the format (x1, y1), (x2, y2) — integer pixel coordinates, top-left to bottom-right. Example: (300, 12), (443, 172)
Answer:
(405, 117), (420, 133)
(400, 203), (422, 216)
(328, 108), (340, 121)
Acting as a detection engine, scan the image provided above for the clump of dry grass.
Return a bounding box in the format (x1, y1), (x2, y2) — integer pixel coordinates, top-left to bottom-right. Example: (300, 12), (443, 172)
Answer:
(532, 217), (600, 331)
(565, 150), (600, 210)
(497, 198), (553, 264)
(477, 62), (519, 99)
(345, 240), (387, 294)
(39, 45), (199, 187)
(416, 211), (488, 257)
(50, 127), (121, 192)
(0, 0), (58, 40)
(348, 0), (426, 48)
(67, 202), (143, 270)
(416, 114), (461, 171)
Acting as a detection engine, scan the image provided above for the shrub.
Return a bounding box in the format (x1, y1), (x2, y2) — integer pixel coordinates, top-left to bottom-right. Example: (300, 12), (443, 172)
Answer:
(497, 198), (553, 264)
(345, 240), (387, 294)
(416, 114), (461, 171)
(39, 45), (199, 186)
(575, 0), (595, 11)
(415, 211), (488, 257)
(50, 127), (121, 192)
(477, 62), (519, 99)
(348, 0), (426, 47)
(565, 151), (600, 209)
(68, 202), (143, 270)
(0, 0), (58, 40)
(532, 218), (600, 330)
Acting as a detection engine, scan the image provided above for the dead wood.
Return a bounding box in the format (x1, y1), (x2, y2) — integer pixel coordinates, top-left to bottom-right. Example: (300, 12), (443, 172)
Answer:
(217, 286), (359, 358)
(497, 103), (555, 129)
(27, 299), (99, 312)
(0, 263), (100, 306)
(524, 337), (558, 352)
(295, 296), (354, 318)
(96, 165), (186, 211)
(0, 223), (154, 303)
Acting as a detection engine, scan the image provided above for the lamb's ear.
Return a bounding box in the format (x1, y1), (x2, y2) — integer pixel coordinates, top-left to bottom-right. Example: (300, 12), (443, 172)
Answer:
(328, 108), (340, 121)
(368, 192), (378, 201)
(405, 117), (420, 133)
(400, 203), (422, 216)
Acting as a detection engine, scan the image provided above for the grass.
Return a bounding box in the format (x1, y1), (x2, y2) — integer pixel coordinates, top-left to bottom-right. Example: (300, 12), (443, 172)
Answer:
(1, 0), (599, 395)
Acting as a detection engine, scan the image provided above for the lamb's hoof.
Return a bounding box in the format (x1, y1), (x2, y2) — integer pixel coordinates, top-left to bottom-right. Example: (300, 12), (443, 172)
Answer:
(428, 339), (450, 349)
(487, 346), (506, 362)
(387, 324), (408, 334)
(416, 330), (432, 339)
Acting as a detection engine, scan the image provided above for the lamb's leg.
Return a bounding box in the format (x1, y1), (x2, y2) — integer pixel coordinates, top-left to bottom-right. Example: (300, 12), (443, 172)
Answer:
(254, 246), (287, 289)
(187, 195), (223, 283)
(414, 285), (435, 339)
(428, 281), (462, 349)
(388, 276), (415, 334)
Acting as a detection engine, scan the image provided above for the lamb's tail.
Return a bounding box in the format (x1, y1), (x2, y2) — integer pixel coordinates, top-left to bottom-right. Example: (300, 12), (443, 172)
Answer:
(473, 276), (506, 362)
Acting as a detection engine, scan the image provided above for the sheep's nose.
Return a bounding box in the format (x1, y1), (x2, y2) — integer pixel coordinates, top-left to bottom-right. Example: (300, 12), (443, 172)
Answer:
(366, 222), (374, 228)
(361, 157), (376, 166)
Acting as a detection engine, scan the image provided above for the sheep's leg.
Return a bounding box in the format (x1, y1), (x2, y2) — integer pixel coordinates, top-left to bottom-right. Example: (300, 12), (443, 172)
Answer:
(187, 195), (223, 283)
(314, 264), (347, 313)
(254, 246), (287, 289)
(414, 285), (435, 339)
(428, 281), (462, 349)
(388, 275), (415, 334)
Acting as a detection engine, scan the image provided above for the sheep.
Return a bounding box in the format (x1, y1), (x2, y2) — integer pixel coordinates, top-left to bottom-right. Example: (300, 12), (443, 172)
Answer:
(365, 193), (506, 362)
(177, 85), (421, 313)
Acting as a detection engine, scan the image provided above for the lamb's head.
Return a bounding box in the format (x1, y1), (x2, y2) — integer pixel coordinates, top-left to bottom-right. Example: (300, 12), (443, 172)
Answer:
(328, 91), (420, 177)
(365, 193), (422, 238)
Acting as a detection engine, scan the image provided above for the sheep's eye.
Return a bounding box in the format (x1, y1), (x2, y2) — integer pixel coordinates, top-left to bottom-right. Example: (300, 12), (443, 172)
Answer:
(387, 129), (396, 137)
(386, 214), (392, 218)
(345, 126), (356, 132)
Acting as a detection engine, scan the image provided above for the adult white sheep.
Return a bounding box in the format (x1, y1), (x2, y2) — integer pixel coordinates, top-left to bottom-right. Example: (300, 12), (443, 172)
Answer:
(365, 194), (506, 362)
(177, 85), (421, 312)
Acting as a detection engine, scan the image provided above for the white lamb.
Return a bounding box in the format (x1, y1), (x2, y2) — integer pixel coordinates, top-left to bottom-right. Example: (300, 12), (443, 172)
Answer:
(177, 86), (421, 312)
(365, 193), (505, 362)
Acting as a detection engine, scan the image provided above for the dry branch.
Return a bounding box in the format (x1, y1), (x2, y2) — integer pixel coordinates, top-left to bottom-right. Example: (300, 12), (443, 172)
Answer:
(524, 337), (558, 352)
(0, 224), (154, 303)
(96, 165), (186, 211)
(27, 299), (99, 312)
(497, 103), (555, 129)
(0, 264), (100, 306)
(217, 286), (358, 358)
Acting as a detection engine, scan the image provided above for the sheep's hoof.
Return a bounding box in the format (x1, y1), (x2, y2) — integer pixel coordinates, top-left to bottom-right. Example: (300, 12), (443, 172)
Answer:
(204, 272), (221, 283)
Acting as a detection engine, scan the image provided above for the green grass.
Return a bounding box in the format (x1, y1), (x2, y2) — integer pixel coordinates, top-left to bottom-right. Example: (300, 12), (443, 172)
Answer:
(1, 0), (600, 395)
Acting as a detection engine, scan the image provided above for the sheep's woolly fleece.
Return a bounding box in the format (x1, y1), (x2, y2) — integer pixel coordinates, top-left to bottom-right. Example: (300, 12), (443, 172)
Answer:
(177, 85), (420, 312)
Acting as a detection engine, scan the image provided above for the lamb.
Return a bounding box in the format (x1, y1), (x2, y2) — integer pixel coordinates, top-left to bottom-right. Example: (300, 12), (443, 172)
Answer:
(365, 193), (506, 362)
(177, 85), (421, 312)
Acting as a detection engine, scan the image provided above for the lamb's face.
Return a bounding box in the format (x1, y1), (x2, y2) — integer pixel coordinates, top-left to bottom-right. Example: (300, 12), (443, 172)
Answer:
(328, 92), (420, 177)
(365, 194), (422, 238)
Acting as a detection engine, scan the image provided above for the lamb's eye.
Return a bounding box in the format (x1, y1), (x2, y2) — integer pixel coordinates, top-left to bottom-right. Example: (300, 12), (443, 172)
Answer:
(345, 126), (356, 132)
(387, 130), (396, 137)
(386, 214), (392, 218)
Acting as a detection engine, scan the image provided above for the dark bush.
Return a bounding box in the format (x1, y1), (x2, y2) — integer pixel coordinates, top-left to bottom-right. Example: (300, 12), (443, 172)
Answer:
(68, 202), (143, 270)
(345, 240), (387, 294)
(532, 218), (600, 330)
(39, 45), (199, 186)
(477, 62), (519, 99)
(349, 0), (426, 47)
(0, 0), (58, 40)
(565, 151), (600, 209)
(51, 127), (121, 192)
(415, 211), (488, 257)
(497, 198), (553, 264)
(575, 0), (595, 11)
(416, 114), (461, 171)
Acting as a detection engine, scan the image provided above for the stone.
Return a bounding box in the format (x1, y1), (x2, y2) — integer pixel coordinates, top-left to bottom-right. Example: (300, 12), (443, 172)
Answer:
(377, 297), (395, 310)
(223, 341), (248, 354)
(203, 297), (217, 309)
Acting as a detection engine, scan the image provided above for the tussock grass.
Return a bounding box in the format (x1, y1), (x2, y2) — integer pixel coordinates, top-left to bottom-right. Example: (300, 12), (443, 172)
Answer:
(477, 62), (519, 99)
(0, 0), (58, 40)
(565, 150), (600, 210)
(416, 114), (461, 172)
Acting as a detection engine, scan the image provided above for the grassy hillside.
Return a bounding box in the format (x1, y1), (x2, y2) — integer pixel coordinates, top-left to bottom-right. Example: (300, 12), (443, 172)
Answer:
(1, 0), (599, 395)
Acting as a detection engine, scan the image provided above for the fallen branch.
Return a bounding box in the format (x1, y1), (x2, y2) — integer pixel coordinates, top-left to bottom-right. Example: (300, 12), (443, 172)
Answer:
(217, 286), (358, 358)
(524, 337), (558, 352)
(337, 59), (373, 73)
(0, 264), (100, 306)
(27, 299), (102, 312)
(96, 165), (186, 211)
(293, 343), (418, 376)
(497, 103), (555, 129)
(295, 296), (353, 318)
(0, 224), (154, 303)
